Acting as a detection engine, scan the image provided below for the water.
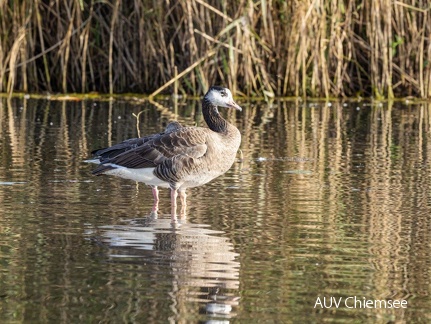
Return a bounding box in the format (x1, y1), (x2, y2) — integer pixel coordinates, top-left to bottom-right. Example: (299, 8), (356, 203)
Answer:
(0, 97), (430, 323)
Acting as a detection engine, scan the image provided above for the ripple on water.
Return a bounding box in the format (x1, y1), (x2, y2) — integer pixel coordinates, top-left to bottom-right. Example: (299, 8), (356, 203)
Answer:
(1, 99), (431, 323)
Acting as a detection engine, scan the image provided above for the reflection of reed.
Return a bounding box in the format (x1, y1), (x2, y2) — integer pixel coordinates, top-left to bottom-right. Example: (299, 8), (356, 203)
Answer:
(6, 99), (26, 168)
(1, 98), (431, 322)
(236, 100), (431, 319)
(357, 102), (416, 319)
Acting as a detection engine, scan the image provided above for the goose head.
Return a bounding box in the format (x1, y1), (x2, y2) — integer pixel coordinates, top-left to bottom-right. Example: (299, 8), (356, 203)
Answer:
(204, 86), (242, 111)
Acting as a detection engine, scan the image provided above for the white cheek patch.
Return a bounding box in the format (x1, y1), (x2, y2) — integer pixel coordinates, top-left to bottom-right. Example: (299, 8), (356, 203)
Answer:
(207, 88), (233, 107)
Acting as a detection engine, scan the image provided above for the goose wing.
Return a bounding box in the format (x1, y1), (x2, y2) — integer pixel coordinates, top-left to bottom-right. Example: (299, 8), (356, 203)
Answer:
(91, 137), (150, 161)
(92, 121), (183, 161)
(92, 127), (209, 177)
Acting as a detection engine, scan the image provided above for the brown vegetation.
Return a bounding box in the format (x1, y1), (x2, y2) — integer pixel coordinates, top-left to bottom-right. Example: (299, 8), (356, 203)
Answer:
(0, 0), (430, 98)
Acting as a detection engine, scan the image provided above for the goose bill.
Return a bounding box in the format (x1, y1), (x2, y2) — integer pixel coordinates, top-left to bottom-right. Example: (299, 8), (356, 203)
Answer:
(228, 100), (242, 111)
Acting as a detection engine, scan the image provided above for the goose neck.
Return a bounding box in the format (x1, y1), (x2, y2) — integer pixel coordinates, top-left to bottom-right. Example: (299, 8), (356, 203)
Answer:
(202, 99), (228, 133)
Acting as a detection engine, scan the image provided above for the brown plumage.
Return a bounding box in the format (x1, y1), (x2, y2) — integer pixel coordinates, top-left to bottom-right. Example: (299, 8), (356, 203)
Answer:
(89, 86), (242, 217)
(91, 121), (183, 162)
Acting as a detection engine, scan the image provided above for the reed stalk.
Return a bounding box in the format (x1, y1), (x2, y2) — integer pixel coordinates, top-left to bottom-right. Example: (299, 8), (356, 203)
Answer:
(0, 0), (430, 98)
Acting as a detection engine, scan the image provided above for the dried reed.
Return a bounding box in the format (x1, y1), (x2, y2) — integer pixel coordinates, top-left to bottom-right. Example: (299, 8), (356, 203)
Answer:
(1, 0), (430, 98)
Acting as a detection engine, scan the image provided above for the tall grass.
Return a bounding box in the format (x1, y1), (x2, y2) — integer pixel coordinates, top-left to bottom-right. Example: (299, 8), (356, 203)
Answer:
(0, 0), (430, 98)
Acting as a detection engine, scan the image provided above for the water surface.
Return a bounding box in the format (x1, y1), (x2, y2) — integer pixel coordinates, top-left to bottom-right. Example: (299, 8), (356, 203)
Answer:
(0, 97), (430, 323)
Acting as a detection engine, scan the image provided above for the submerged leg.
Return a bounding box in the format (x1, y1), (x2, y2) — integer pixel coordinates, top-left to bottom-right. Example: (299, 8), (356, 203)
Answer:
(170, 188), (178, 219)
(151, 186), (159, 212)
(179, 190), (187, 217)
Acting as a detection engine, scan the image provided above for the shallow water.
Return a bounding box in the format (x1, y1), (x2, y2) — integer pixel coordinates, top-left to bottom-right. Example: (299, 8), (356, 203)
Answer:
(0, 97), (431, 323)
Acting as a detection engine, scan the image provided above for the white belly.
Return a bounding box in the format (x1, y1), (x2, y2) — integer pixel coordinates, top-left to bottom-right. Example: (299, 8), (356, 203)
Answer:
(103, 165), (171, 188)
(99, 160), (230, 191)
(179, 170), (222, 189)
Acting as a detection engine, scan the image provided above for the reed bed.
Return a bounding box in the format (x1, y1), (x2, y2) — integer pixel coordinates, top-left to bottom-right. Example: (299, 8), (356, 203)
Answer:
(0, 0), (430, 98)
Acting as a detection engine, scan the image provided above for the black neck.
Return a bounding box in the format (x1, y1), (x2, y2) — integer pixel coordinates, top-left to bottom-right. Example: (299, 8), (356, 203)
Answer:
(202, 98), (228, 133)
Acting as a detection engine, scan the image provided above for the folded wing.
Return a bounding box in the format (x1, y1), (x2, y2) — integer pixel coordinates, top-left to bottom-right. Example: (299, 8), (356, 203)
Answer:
(92, 127), (210, 184)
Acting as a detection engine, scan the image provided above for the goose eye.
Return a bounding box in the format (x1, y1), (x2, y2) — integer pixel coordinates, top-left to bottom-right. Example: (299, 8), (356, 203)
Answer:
(220, 92), (227, 97)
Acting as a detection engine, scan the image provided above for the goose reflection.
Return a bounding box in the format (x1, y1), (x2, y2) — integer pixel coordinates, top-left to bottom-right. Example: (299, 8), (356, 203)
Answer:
(86, 213), (240, 319)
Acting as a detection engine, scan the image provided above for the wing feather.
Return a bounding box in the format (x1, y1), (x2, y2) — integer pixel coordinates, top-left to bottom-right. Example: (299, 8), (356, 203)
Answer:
(92, 121), (183, 162)
(92, 127), (210, 182)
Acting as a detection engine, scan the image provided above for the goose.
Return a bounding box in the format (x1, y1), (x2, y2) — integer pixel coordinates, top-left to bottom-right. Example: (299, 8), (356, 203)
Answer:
(89, 86), (242, 216)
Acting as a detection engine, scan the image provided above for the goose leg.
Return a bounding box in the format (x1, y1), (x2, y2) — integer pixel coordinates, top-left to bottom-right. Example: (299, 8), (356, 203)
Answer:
(170, 188), (178, 218)
(179, 190), (187, 217)
(151, 186), (159, 212)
